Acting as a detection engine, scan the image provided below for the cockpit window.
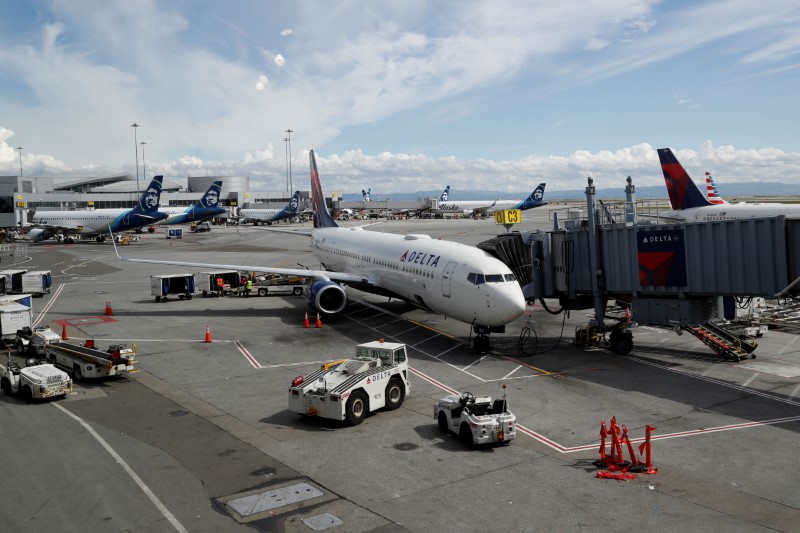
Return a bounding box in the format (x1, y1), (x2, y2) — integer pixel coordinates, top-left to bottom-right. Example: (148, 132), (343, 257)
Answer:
(485, 274), (504, 283)
(467, 273), (485, 285)
(504, 273), (516, 282)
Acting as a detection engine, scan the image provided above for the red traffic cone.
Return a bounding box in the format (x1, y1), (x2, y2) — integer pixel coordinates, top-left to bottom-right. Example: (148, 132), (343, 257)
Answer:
(303, 312), (310, 328)
(204, 324), (212, 343)
(61, 323), (68, 340)
(315, 313), (322, 328)
(105, 301), (113, 316)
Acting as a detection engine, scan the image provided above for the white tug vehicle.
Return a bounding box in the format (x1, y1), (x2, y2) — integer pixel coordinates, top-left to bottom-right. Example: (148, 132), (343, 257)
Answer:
(1, 354), (72, 402)
(288, 340), (410, 426)
(434, 385), (516, 446)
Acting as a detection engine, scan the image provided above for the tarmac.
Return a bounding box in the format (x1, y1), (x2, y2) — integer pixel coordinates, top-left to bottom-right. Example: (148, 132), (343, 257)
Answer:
(1, 208), (799, 532)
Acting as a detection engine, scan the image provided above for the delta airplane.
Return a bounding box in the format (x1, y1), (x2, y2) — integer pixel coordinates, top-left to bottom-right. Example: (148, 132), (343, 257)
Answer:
(239, 191), (301, 225)
(658, 148), (800, 222)
(113, 151), (527, 349)
(159, 181), (227, 225)
(29, 175), (168, 243)
(432, 183), (548, 217)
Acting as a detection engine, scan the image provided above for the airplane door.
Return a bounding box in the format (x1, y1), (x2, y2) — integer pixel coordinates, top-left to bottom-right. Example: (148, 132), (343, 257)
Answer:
(441, 261), (457, 298)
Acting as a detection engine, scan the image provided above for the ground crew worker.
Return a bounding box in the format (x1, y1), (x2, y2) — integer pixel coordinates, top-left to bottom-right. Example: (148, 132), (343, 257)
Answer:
(244, 277), (253, 297)
(216, 276), (224, 296)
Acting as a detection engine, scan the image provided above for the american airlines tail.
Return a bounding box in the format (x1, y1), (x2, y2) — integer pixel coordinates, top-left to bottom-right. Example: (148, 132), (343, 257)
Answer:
(310, 151), (339, 229)
(514, 183), (548, 210)
(657, 148), (712, 210)
(362, 188), (371, 202)
(705, 172), (727, 205)
(439, 186), (450, 202)
(132, 175), (165, 213)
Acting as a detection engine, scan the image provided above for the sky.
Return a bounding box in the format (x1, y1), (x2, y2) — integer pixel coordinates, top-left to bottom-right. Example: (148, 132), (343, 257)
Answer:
(1, 0), (799, 196)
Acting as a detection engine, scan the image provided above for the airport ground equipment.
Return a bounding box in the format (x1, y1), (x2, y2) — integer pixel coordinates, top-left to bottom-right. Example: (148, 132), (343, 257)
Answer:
(434, 386), (516, 447)
(250, 274), (308, 297)
(190, 221), (212, 232)
(195, 270), (242, 297)
(166, 228), (183, 239)
(680, 323), (756, 361)
(151, 273), (195, 301)
(288, 340), (410, 426)
(15, 325), (61, 356)
(46, 340), (138, 379)
(0, 294), (32, 346)
(0, 269), (26, 295)
(7, 270), (52, 297)
(478, 176), (800, 356)
(1, 354), (72, 401)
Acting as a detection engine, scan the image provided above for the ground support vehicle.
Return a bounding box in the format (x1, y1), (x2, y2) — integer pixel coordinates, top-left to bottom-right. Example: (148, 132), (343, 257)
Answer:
(190, 221), (212, 232)
(434, 388), (516, 446)
(6, 270), (52, 297)
(151, 273), (196, 301)
(196, 270), (242, 296)
(0, 269), (26, 295)
(288, 340), (410, 426)
(250, 274), (308, 297)
(166, 228), (183, 239)
(46, 340), (138, 379)
(1, 354), (72, 401)
(0, 294), (33, 347)
(15, 325), (61, 356)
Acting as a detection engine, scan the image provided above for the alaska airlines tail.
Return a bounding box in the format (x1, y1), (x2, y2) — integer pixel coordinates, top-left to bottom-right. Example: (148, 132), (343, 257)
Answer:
(657, 148), (712, 210)
(283, 190), (301, 216)
(514, 183), (548, 210)
(439, 186), (450, 202)
(197, 181), (223, 208)
(310, 151), (338, 229)
(132, 175), (165, 214)
(362, 188), (371, 202)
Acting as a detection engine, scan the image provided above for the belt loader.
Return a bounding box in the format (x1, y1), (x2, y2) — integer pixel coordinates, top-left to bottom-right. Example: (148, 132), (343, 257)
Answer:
(46, 340), (138, 379)
(288, 340), (410, 426)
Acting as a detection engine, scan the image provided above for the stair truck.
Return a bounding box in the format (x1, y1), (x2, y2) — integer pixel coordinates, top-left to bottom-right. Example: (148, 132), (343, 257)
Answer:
(288, 340), (410, 426)
(46, 340), (138, 379)
(151, 273), (196, 301)
(1, 354), (72, 402)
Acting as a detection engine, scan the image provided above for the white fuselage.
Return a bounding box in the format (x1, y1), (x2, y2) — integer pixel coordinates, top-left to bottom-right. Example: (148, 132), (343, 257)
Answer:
(432, 199), (518, 216)
(240, 208), (289, 222)
(31, 209), (153, 235)
(311, 227), (526, 326)
(661, 202), (800, 223)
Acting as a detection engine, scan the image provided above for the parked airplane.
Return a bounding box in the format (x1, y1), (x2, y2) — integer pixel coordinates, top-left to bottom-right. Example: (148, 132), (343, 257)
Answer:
(439, 186), (450, 202)
(159, 181), (227, 225)
(239, 191), (301, 225)
(113, 151), (527, 349)
(362, 188), (371, 202)
(432, 184), (548, 217)
(658, 148), (800, 222)
(29, 175), (168, 243)
(704, 172), (727, 205)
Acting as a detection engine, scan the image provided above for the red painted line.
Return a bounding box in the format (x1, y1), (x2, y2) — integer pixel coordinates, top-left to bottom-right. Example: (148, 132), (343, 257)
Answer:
(235, 341), (261, 369)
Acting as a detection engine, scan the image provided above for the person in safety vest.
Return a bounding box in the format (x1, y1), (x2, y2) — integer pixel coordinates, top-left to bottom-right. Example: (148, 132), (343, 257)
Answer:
(244, 278), (253, 298)
(216, 276), (224, 296)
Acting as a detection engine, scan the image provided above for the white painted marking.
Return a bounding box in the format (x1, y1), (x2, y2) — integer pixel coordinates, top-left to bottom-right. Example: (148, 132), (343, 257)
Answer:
(502, 366), (522, 380)
(789, 384), (800, 399)
(741, 373), (758, 388)
(53, 403), (188, 532)
(777, 335), (799, 356)
(462, 355), (488, 372)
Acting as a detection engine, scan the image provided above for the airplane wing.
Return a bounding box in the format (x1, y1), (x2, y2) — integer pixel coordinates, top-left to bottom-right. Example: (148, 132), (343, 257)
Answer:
(109, 231), (371, 285)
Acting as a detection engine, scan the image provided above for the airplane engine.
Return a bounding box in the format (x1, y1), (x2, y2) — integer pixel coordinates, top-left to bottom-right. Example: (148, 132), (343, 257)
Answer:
(28, 228), (54, 242)
(308, 280), (347, 314)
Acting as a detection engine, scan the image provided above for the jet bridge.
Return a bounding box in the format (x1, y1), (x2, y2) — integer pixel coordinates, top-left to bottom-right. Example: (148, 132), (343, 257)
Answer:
(479, 177), (800, 355)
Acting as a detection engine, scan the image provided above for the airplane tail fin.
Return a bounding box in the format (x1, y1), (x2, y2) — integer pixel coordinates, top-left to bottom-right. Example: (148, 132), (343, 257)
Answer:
(133, 175), (164, 213)
(706, 172), (726, 204)
(362, 188), (371, 202)
(516, 183), (548, 210)
(286, 190), (301, 214)
(310, 151), (338, 229)
(657, 148), (712, 210)
(197, 180), (223, 208)
(439, 186), (450, 202)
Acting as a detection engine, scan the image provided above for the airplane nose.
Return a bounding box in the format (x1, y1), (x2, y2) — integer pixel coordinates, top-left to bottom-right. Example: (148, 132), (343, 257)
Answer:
(489, 285), (526, 325)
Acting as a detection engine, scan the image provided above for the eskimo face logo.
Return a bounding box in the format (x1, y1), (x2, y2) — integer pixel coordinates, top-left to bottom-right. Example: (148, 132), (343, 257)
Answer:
(534, 189), (543, 200)
(441, 191), (449, 201)
(290, 195), (299, 210)
(399, 250), (441, 267)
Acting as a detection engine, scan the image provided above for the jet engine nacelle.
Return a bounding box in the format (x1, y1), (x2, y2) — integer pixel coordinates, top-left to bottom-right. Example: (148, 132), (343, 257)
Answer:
(28, 228), (54, 242)
(308, 280), (347, 314)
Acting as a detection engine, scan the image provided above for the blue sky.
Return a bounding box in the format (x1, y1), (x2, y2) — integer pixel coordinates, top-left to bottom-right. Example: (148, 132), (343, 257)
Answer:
(0, 0), (799, 195)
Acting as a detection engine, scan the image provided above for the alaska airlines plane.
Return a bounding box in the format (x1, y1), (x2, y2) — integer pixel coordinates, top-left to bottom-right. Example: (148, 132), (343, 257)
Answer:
(29, 176), (168, 243)
(113, 151), (526, 347)
(362, 188), (371, 202)
(432, 184), (548, 217)
(160, 181), (227, 225)
(239, 191), (301, 225)
(658, 148), (800, 222)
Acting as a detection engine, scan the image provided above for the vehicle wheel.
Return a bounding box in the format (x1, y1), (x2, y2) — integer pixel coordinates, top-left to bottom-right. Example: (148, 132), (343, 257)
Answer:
(258, 288), (267, 297)
(74, 365), (83, 380)
(609, 331), (633, 356)
(345, 390), (368, 426)
(21, 386), (33, 403)
(459, 423), (475, 447)
(384, 378), (404, 410)
(202, 291), (208, 297)
(148, 226), (155, 233)
(187, 294), (192, 300)
(293, 287), (303, 296)
(155, 296), (160, 302)
(438, 411), (449, 433)
(1, 378), (11, 396)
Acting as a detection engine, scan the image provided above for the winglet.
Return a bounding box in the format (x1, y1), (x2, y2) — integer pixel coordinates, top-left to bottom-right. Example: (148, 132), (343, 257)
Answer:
(108, 230), (128, 262)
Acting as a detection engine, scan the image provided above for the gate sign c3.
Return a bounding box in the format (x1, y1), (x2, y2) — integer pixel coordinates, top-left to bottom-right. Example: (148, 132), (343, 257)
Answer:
(495, 209), (521, 225)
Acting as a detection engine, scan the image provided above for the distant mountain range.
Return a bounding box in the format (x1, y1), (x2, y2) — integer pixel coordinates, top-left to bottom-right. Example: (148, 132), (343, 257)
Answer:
(344, 182), (799, 202)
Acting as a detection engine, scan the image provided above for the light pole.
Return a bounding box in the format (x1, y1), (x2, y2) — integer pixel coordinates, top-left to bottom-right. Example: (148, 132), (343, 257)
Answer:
(140, 141), (147, 180)
(283, 137), (289, 192)
(131, 123), (140, 194)
(16, 146), (23, 176)
(285, 128), (293, 193)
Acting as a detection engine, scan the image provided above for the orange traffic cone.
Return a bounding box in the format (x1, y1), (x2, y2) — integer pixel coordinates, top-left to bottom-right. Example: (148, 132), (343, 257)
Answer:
(204, 324), (212, 343)
(315, 313), (322, 328)
(303, 312), (310, 328)
(61, 322), (68, 340)
(105, 301), (113, 316)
